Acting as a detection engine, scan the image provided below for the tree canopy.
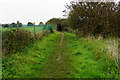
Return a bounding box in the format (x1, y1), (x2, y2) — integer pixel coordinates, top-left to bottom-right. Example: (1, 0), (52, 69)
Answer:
(39, 22), (44, 25)
(27, 22), (33, 26)
(64, 1), (119, 37)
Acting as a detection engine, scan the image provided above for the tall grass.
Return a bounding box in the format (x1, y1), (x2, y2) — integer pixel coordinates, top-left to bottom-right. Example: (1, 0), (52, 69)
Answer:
(81, 36), (119, 78)
(64, 32), (119, 78)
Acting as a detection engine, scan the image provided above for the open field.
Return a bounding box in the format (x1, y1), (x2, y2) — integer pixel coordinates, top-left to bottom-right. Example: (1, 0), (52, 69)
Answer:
(2, 26), (43, 33)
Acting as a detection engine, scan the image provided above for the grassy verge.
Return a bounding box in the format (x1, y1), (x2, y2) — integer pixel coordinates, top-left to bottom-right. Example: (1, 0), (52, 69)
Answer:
(2, 32), (60, 78)
(64, 32), (118, 78)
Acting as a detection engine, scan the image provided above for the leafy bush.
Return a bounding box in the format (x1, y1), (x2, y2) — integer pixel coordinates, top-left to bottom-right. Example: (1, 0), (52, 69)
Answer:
(2, 24), (10, 28)
(63, 27), (73, 33)
(2, 29), (34, 56)
(65, 1), (119, 38)
(50, 27), (54, 33)
(2, 29), (51, 56)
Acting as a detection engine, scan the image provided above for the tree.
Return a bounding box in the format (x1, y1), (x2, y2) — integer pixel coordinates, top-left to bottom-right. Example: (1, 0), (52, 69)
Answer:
(117, 2), (120, 26)
(59, 19), (68, 27)
(27, 22), (33, 26)
(19, 23), (22, 27)
(2, 24), (9, 28)
(50, 27), (54, 33)
(45, 18), (60, 25)
(39, 22), (44, 25)
(11, 22), (17, 27)
(64, 1), (119, 37)
(16, 21), (22, 29)
(46, 18), (68, 31)
(57, 24), (62, 31)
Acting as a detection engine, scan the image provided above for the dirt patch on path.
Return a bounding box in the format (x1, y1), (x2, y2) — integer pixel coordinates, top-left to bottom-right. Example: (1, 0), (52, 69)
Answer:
(60, 32), (64, 46)
(57, 54), (61, 61)
(57, 32), (64, 61)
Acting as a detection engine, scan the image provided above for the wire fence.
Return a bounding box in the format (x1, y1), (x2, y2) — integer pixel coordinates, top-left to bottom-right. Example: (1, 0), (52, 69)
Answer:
(2, 24), (57, 35)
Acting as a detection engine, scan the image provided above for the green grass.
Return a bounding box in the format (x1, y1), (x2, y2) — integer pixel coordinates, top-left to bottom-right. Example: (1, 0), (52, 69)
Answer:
(21, 26), (43, 33)
(2, 32), (61, 78)
(65, 32), (118, 78)
(2, 26), (43, 33)
(2, 32), (119, 78)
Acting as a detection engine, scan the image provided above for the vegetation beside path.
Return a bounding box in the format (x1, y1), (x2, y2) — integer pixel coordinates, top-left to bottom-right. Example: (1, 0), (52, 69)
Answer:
(2, 32), (118, 78)
(3, 32), (61, 78)
(65, 32), (118, 78)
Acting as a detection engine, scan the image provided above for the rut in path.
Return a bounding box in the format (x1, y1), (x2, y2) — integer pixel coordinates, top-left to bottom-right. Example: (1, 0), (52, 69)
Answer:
(60, 32), (64, 46)
(57, 32), (64, 61)
(39, 32), (72, 78)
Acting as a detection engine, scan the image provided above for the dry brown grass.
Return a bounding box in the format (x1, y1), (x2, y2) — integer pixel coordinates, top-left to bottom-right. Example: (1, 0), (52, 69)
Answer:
(106, 39), (118, 61)
(83, 36), (118, 61)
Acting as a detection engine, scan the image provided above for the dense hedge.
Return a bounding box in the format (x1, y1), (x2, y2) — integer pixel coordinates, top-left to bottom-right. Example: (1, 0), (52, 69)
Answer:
(2, 29), (33, 55)
(2, 29), (50, 56)
(65, 1), (119, 37)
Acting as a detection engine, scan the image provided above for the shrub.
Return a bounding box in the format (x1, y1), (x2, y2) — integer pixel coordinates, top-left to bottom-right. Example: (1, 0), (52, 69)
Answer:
(65, 1), (119, 38)
(2, 29), (51, 56)
(2, 29), (34, 56)
(27, 22), (33, 26)
(63, 27), (73, 33)
(50, 27), (54, 33)
(2, 24), (10, 28)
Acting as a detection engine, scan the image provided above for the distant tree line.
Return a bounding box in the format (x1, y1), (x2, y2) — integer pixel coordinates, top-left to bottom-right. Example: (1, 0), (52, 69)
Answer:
(27, 22), (44, 26)
(45, 18), (68, 31)
(1, 21), (45, 28)
(2, 21), (22, 28)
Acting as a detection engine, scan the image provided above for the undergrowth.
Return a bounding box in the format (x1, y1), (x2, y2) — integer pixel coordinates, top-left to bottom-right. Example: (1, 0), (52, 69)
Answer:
(64, 32), (119, 78)
(2, 32), (60, 78)
(2, 29), (50, 56)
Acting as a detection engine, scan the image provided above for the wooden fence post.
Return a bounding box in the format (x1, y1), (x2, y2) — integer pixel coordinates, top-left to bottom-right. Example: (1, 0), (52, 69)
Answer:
(33, 22), (35, 36)
(17, 21), (20, 30)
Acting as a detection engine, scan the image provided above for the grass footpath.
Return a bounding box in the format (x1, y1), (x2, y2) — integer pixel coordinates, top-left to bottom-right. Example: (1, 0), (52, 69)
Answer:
(39, 32), (72, 78)
(2, 32), (118, 78)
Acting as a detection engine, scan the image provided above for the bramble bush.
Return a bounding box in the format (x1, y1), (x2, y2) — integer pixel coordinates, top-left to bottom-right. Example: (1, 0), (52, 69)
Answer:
(64, 1), (119, 38)
(2, 29), (34, 56)
(2, 29), (50, 56)
(50, 27), (54, 33)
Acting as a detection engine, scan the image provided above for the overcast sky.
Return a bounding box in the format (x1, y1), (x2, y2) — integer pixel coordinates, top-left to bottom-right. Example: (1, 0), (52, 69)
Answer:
(0, 0), (71, 24)
(0, 0), (119, 25)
